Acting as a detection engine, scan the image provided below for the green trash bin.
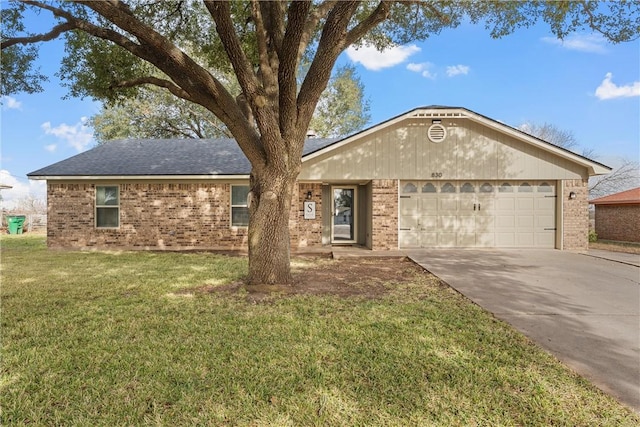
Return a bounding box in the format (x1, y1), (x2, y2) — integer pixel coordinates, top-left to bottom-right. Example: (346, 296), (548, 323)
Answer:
(7, 215), (26, 234)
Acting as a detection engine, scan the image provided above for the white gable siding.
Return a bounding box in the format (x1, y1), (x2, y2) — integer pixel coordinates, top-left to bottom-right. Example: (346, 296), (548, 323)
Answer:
(300, 119), (587, 181)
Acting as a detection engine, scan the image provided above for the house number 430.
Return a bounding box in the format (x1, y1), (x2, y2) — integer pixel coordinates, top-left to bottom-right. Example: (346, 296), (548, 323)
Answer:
(431, 172), (443, 178)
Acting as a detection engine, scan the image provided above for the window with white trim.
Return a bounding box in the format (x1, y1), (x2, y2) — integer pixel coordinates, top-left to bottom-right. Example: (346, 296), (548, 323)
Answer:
(96, 186), (119, 228)
(231, 185), (250, 227)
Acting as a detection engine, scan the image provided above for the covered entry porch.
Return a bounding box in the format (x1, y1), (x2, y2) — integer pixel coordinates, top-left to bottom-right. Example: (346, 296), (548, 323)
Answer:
(297, 179), (398, 251)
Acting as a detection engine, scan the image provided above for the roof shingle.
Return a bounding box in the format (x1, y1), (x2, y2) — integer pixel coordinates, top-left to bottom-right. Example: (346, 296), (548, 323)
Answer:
(28, 137), (338, 177)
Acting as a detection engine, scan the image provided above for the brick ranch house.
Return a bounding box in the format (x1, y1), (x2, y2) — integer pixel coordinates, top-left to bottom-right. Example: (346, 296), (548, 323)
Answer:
(28, 106), (610, 252)
(589, 187), (640, 243)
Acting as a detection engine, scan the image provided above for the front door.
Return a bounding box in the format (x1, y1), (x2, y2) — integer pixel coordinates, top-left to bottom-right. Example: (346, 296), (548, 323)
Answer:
(332, 186), (357, 243)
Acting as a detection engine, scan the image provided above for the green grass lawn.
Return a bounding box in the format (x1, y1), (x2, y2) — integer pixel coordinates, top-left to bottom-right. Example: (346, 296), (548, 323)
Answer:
(2, 235), (638, 426)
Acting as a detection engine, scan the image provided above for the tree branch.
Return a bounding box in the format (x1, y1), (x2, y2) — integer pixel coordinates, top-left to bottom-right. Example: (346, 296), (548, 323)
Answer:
(578, 0), (639, 42)
(278, 1), (311, 139)
(204, 1), (260, 103)
(264, 1), (286, 54)
(590, 159), (640, 197)
(252, 0), (277, 93)
(204, 0), (270, 166)
(73, 2), (245, 129)
(298, 1), (338, 63)
(109, 76), (195, 102)
(253, 2), (282, 136)
(206, 0), (284, 169)
(1, 21), (75, 49)
(297, 1), (360, 129)
(344, 0), (392, 45)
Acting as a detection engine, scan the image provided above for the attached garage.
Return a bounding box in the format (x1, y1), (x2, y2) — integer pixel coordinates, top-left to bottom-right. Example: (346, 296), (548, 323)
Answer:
(399, 180), (556, 248)
(298, 106), (610, 251)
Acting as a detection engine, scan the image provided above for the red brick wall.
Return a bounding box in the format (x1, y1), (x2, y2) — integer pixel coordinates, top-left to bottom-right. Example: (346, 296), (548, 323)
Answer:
(371, 179), (398, 250)
(595, 204), (640, 242)
(48, 179), (594, 252)
(562, 179), (589, 251)
(47, 182), (248, 250)
(290, 183), (323, 248)
(47, 181), (331, 251)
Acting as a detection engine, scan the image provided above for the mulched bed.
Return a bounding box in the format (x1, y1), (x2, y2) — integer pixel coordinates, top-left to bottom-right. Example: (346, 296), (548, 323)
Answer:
(178, 257), (439, 302)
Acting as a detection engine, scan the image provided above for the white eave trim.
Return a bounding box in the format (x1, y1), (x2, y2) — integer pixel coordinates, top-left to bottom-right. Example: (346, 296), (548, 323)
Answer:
(28, 174), (250, 181)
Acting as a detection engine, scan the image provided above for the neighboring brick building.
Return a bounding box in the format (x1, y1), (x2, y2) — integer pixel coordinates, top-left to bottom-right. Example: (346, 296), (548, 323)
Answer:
(590, 187), (640, 243)
(28, 106), (609, 252)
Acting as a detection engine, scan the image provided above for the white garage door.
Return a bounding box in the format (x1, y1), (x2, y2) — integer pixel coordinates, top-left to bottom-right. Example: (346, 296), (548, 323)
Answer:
(399, 181), (556, 248)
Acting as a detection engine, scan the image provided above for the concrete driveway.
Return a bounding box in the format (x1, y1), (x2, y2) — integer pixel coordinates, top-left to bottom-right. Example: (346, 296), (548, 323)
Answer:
(408, 249), (640, 412)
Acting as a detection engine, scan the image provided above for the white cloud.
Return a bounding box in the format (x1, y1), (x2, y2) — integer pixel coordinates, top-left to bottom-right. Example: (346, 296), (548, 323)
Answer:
(0, 169), (46, 210)
(595, 72), (640, 100)
(446, 65), (470, 77)
(421, 70), (436, 79)
(346, 43), (420, 71)
(1, 95), (22, 110)
(41, 117), (94, 152)
(407, 62), (436, 79)
(541, 34), (607, 54)
(44, 144), (57, 152)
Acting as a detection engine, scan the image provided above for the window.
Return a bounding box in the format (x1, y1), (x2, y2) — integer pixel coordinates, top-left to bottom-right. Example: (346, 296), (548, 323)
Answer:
(441, 183), (456, 193)
(538, 182), (553, 193)
(403, 182), (418, 193)
(480, 182), (494, 193)
(519, 182), (533, 192)
(460, 183), (475, 193)
(96, 186), (119, 228)
(499, 183), (513, 193)
(422, 183), (437, 193)
(231, 185), (250, 227)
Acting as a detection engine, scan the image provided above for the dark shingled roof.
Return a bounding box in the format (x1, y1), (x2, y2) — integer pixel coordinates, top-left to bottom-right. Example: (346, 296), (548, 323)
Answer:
(27, 137), (339, 177)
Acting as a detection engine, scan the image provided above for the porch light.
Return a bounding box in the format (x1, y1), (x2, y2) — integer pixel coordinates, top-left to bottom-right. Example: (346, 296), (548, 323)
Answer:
(569, 191), (577, 200)
(306, 191), (313, 200)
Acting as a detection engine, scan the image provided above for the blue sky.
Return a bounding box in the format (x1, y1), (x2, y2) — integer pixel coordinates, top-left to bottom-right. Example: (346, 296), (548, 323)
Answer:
(1, 17), (639, 209)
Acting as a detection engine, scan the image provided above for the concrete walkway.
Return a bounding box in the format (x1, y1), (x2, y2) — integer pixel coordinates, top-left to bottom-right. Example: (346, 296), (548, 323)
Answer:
(408, 249), (640, 413)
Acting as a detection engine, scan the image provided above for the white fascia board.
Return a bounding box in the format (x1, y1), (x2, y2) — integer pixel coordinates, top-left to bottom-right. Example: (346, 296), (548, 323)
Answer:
(28, 174), (250, 181)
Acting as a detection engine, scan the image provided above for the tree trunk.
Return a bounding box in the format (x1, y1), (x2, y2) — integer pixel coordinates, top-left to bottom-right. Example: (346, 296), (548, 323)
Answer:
(246, 168), (297, 285)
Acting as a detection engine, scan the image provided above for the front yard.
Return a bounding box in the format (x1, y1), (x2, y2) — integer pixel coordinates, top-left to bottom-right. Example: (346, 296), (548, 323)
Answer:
(1, 235), (638, 425)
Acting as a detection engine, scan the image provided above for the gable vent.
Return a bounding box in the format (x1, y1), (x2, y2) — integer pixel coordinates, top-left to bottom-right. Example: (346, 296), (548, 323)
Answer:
(428, 124), (446, 143)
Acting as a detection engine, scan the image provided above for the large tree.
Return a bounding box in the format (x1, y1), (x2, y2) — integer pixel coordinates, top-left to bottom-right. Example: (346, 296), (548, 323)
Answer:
(90, 85), (233, 142)
(3, 1), (639, 284)
(309, 63), (370, 138)
(90, 63), (369, 143)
